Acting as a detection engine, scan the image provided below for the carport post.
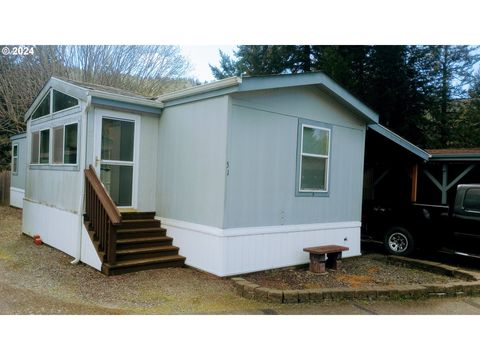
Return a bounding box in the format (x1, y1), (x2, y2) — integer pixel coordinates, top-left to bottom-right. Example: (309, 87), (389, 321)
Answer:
(441, 164), (448, 205)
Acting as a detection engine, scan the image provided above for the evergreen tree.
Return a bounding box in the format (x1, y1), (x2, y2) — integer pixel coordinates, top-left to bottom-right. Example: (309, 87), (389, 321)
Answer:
(210, 45), (479, 149)
(418, 45), (480, 147)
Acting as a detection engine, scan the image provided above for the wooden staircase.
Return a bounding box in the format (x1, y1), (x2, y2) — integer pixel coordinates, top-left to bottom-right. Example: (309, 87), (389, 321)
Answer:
(84, 166), (185, 275)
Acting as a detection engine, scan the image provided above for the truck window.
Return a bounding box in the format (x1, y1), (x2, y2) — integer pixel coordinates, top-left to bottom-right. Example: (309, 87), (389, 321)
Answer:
(464, 188), (480, 212)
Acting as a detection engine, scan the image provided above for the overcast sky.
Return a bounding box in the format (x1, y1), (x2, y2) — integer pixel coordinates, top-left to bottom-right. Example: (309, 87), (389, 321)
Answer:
(180, 45), (236, 82)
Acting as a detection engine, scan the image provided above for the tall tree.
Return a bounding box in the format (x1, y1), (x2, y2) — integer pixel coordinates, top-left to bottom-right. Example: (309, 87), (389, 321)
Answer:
(211, 45), (480, 148)
(418, 45), (480, 147)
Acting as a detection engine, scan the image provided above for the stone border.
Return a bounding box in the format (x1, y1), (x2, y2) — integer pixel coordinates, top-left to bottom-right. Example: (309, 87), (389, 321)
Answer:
(231, 256), (480, 304)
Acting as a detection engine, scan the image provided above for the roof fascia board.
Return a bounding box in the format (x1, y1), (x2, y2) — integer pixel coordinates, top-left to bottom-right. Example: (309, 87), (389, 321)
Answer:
(88, 90), (163, 109)
(429, 154), (480, 161)
(158, 86), (239, 108)
(91, 97), (162, 115)
(156, 77), (242, 103)
(10, 133), (27, 141)
(368, 123), (430, 161)
(238, 73), (379, 124)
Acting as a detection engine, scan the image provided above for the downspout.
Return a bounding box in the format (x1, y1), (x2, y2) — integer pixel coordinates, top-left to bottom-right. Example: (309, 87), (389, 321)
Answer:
(71, 95), (91, 264)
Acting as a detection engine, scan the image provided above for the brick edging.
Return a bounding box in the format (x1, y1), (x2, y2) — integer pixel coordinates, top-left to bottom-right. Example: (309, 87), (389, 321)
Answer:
(231, 256), (480, 304)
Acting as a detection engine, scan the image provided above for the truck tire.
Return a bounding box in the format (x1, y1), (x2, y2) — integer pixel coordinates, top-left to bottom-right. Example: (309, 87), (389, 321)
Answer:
(384, 226), (415, 256)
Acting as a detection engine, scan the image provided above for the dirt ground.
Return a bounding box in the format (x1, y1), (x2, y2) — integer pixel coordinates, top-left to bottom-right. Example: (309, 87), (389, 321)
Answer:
(3, 205), (480, 315)
(0, 206), (260, 314)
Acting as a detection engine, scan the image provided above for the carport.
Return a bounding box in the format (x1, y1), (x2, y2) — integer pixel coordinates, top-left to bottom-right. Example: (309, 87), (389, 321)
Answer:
(363, 124), (480, 206)
(419, 149), (480, 205)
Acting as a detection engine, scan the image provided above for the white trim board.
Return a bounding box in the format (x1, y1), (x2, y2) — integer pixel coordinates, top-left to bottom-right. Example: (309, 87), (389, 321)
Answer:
(157, 217), (361, 276)
(158, 216), (360, 237)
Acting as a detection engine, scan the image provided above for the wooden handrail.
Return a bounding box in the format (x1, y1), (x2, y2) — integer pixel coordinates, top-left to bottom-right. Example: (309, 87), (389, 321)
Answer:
(84, 165), (122, 224)
(84, 165), (122, 265)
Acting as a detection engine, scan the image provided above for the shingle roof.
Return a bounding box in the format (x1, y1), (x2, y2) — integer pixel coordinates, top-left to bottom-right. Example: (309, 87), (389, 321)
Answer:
(55, 76), (155, 100)
(427, 148), (480, 155)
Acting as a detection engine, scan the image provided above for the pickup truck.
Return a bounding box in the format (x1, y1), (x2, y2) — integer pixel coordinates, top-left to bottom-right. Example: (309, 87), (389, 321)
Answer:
(362, 184), (480, 257)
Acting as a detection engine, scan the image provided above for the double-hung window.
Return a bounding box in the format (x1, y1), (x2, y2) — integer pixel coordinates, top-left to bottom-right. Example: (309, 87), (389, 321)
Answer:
(298, 121), (331, 194)
(12, 144), (18, 174)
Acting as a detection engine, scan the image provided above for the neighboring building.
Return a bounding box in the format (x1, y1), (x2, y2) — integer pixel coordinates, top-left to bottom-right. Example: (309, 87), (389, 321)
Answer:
(20, 73), (383, 276)
(9, 133), (27, 208)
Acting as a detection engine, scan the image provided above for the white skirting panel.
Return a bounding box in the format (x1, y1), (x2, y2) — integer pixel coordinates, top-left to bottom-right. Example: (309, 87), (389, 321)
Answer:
(23, 199), (79, 257)
(81, 223), (102, 271)
(159, 217), (361, 277)
(22, 199), (102, 270)
(10, 187), (25, 209)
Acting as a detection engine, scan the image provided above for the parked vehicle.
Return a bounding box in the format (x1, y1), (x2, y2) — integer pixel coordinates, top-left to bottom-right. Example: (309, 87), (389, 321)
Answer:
(363, 184), (480, 257)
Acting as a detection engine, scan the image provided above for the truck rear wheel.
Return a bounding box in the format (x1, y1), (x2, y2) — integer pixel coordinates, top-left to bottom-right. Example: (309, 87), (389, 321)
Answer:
(384, 226), (415, 256)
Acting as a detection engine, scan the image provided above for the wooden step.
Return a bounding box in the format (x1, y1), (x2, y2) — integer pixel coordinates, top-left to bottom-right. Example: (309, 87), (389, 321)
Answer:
(116, 236), (174, 248)
(116, 227), (167, 239)
(121, 212), (156, 220)
(102, 255), (186, 275)
(116, 245), (180, 260)
(117, 219), (162, 229)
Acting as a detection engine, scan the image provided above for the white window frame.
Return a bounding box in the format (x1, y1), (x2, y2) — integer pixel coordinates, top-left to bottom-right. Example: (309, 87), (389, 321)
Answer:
(12, 144), (18, 175)
(51, 121), (79, 166)
(298, 124), (331, 193)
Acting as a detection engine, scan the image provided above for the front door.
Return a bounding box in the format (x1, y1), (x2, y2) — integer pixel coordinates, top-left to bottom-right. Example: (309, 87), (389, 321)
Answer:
(94, 109), (139, 208)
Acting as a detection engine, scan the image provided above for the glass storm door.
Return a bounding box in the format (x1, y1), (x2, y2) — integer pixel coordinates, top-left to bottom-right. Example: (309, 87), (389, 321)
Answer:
(98, 117), (135, 207)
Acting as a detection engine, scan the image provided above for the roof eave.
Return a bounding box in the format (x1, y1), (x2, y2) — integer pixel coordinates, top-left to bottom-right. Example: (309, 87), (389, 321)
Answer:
(237, 72), (379, 124)
(368, 123), (431, 161)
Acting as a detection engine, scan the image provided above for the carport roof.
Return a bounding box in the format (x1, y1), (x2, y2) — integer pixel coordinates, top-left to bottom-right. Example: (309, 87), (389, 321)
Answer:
(368, 124), (431, 161)
(426, 148), (480, 161)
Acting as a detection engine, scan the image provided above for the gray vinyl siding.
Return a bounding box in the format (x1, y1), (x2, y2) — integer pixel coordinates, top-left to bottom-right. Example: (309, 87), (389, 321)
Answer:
(10, 136), (27, 190)
(25, 107), (83, 213)
(224, 87), (366, 228)
(137, 113), (160, 211)
(156, 96), (229, 227)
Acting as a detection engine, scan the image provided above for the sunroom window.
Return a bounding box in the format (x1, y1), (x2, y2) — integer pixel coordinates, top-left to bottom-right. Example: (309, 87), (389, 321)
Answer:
(31, 132), (39, 164)
(53, 90), (78, 112)
(31, 89), (79, 120)
(39, 129), (50, 164)
(31, 92), (51, 119)
(52, 123), (78, 165)
(299, 123), (330, 193)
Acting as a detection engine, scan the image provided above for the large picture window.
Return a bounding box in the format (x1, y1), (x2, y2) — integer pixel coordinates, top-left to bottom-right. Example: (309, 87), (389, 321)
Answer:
(298, 122), (330, 193)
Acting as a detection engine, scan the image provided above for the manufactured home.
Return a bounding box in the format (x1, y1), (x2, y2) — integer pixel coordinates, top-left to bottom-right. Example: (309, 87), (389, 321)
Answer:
(20, 72), (388, 276)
